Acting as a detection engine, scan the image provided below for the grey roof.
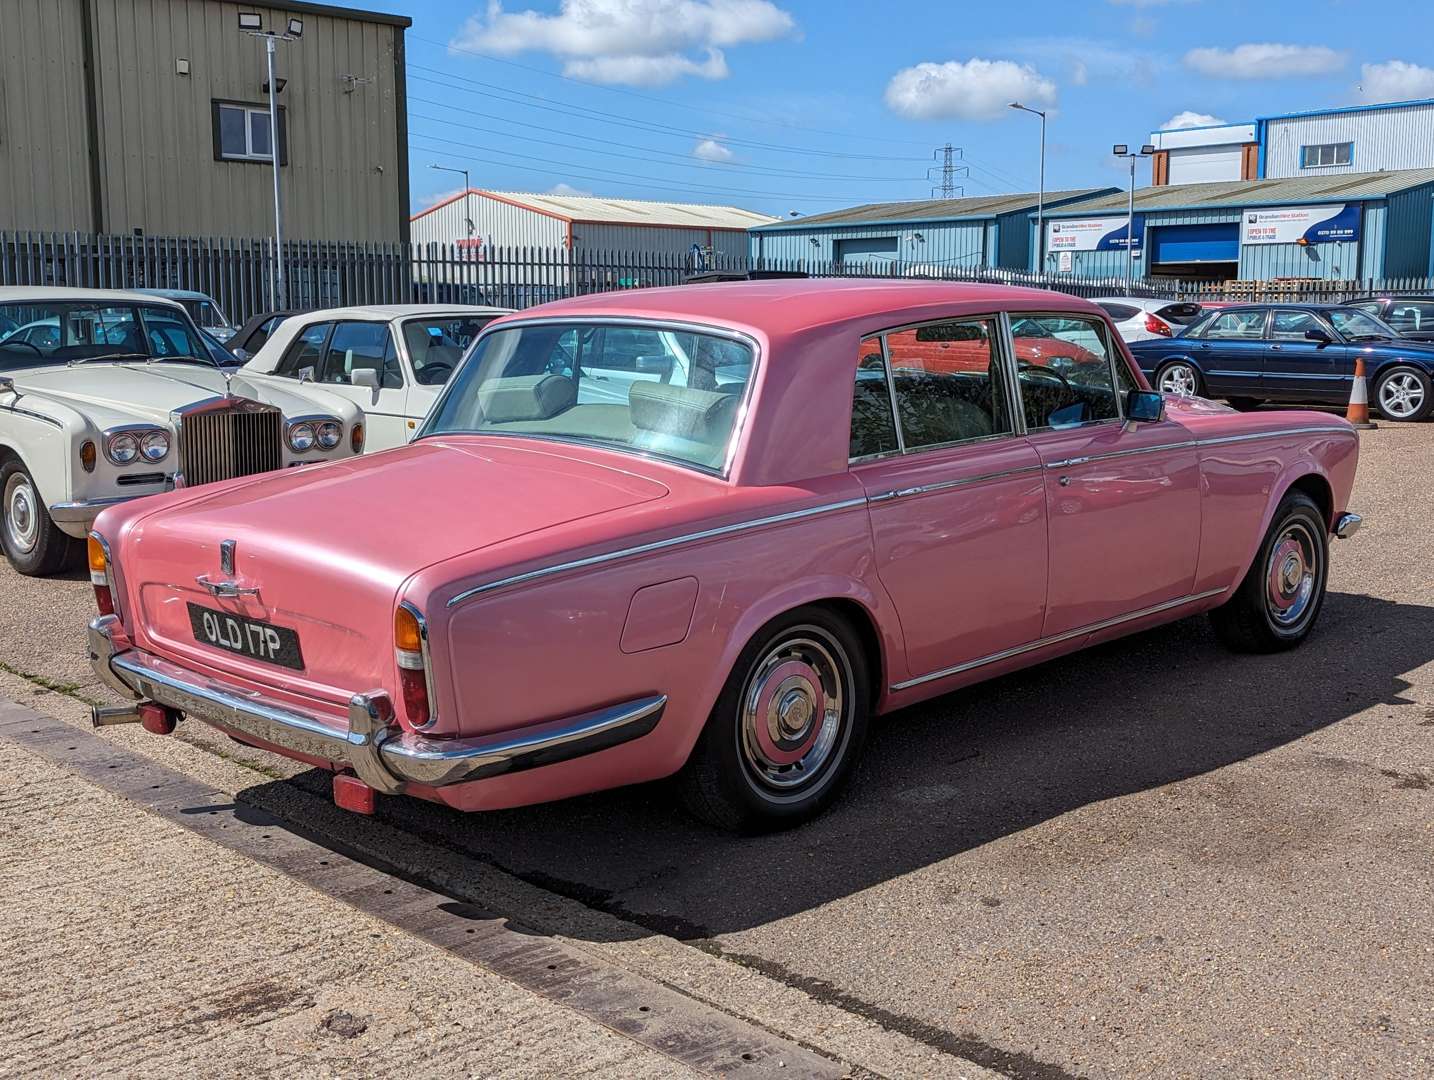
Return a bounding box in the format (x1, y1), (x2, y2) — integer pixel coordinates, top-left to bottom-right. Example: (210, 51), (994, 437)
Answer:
(1046, 168), (1434, 216)
(754, 189), (1115, 230)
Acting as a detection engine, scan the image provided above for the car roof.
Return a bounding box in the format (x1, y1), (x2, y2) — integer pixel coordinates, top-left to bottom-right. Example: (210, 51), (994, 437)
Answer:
(1088, 296), (1192, 311)
(505, 278), (1101, 340)
(1350, 294), (1434, 302)
(134, 288), (214, 301)
(0, 285), (184, 308)
(291, 304), (513, 321)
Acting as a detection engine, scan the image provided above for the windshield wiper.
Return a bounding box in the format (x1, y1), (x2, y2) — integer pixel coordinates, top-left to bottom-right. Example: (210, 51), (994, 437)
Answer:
(147, 354), (216, 366)
(67, 352), (152, 366)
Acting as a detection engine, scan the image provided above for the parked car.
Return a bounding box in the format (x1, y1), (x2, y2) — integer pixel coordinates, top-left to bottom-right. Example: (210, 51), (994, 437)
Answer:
(225, 309), (306, 362)
(241, 305), (511, 450)
(86, 280), (1360, 831)
(1130, 303), (1434, 421)
(1345, 295), (1434, 342)
(135, 289), (238, 342)
(0, 286), (365, 575)
(1091, 297), (1206, 342)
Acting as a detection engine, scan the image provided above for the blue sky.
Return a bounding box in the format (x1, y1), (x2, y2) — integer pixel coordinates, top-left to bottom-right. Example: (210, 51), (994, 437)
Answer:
(386, 0), (1434, 218)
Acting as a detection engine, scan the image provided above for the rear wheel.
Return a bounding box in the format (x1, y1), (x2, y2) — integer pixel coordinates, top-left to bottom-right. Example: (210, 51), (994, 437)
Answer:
(0, 461), (77, 576)
(1374, 366), (1432, 422)
(1155, 360), (1203, 398)
(679, 606), (870, 833)
(1209, 490), (1328, 653)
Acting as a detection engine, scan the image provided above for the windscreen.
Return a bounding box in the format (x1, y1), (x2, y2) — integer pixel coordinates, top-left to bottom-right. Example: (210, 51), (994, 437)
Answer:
(0, 301), (207, 368)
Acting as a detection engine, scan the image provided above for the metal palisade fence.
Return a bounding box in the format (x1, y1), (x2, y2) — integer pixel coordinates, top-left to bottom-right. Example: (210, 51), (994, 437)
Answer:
(4, 230), (1433, 323)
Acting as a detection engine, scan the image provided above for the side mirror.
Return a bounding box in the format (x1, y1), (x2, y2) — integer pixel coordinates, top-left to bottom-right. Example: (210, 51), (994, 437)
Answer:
(350, 368), (380, 390)
(1304, 328), (1332, 345)
(1126, 389), (1166, 423)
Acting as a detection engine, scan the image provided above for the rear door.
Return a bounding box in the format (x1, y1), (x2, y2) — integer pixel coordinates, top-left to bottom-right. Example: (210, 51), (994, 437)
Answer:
(1262, 309), (1350, 403)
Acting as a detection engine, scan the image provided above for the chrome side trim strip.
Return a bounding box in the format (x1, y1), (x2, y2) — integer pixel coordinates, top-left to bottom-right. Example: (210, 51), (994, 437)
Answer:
(867, 463), (1042, 502)
(1195, 426), (1354, 448)
(447, 497), (869, 608)
(1047, 443), (1189, 469)
(890, 587), (1229, 692)
(0, 403), (64, 429)
(1048, 426), (1356, 471)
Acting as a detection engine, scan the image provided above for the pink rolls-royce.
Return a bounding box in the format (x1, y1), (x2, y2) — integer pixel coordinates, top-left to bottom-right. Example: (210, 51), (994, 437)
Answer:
(86, 280), (1362, 831)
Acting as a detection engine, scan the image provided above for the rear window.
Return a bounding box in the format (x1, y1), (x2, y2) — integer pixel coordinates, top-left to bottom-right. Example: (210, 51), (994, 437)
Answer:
(1096, 302), (1141, 322)
(1155, 302), (1203, 325)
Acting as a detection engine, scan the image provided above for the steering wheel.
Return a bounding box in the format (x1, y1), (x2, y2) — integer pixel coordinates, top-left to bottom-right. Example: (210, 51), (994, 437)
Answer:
(1017, 359), (1074, 396)
(417, 360), (454, 385)
(0, 339), (43, 356)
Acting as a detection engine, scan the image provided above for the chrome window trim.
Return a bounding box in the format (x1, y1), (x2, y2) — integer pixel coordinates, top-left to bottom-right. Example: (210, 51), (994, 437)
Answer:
(417, 315), (762, 482)
(891, 586), (1230, 692)
(447, 497), (867, 608)
(397, 599), (440, 731)
(879, 334), (907, 455)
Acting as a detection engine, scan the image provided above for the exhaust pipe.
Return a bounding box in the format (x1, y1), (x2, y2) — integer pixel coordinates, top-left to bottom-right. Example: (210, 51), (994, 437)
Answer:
(92, 704), (142, 728)
(91, 702), (181, 735)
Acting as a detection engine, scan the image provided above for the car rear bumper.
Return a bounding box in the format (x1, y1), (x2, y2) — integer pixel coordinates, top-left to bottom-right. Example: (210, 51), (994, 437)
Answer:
(87, 614), (665, 795)
(1334, 512), (1362, 539)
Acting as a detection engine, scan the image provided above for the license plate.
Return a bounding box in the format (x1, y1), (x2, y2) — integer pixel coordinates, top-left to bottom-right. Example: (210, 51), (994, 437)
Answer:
(188, 602), (305, 671)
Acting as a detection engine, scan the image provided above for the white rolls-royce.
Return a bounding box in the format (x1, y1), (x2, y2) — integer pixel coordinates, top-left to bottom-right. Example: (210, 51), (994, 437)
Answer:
(0, 287), (365, 576)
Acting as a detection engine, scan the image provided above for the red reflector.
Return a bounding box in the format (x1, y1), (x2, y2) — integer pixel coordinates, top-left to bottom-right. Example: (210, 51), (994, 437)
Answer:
(139, 703), (178, 736)
(1145, 313), (1173, 337)
(333, 773), (377, 815)
(93, 584), (115, 617)
(399, 666), (430, 728)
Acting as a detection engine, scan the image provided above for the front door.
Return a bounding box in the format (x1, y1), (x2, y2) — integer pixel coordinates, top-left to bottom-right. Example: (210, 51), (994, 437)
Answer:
(1190, 307), (1268, 399)
(1014, 313), (1202, 638)
(850, 319), (1048, 680)
(315, 320), (411, 450)
(1261, 309), (1351, 404)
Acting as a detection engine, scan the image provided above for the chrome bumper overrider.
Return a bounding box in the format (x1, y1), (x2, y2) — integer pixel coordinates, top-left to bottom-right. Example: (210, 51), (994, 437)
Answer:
(87, 615), (665, 794)
(49, 495), (145, 526)
(1334, 512), (1362, 539)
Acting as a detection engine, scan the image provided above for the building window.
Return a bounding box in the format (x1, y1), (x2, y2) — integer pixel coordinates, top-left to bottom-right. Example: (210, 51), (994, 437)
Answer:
(1300, 142), (1353, 169)
(212, 101), (287, 164)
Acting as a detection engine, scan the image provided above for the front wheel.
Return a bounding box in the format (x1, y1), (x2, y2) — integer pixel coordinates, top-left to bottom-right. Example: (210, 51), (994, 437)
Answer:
(1374, 366), (1432, 422)
(679, 606), (870, 833)
(1155, 360), (1204, 398)
(0, 461), (78, 576)
(1209, 490), (1329, 653)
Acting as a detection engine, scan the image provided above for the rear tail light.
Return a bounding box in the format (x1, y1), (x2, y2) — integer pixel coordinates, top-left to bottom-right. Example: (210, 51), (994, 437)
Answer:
(87, 532), (115, 617)
(394, 602), (431, 728)
(1145, 313), (1173, 337)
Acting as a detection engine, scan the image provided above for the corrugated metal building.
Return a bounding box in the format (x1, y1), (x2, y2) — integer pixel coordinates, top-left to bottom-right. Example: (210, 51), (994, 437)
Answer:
(1039, 168), (1434, 281)
(410, 190), (777, 258)
(0, 0), (411, 241)
(1150, 123), (1259, 186)
(747, 189), (1119, 273)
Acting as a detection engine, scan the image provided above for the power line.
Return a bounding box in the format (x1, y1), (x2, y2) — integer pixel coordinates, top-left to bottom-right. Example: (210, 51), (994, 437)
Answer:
(408, 101), (922, 183)
(410, 33), (931, 149)
(408, 67), (928, 163)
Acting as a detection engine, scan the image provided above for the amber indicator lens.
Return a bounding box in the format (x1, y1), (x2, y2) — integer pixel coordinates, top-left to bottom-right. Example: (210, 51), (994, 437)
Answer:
(394, 606), (422, 653)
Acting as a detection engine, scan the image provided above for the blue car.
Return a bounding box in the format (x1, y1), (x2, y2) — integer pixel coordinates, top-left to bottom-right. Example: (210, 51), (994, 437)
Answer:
(1129, 303), (1434, 422)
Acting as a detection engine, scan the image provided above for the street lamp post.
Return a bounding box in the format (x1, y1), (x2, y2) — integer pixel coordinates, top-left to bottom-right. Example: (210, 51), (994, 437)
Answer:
(428, 163), (474, 239)
(239, 12), (303, 308)
(1009, 102), (1047, 272)
(1112, 143), (1154, 294)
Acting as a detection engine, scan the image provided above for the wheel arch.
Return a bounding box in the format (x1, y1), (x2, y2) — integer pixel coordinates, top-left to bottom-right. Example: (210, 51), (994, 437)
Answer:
(1228, 461), (1337, 589)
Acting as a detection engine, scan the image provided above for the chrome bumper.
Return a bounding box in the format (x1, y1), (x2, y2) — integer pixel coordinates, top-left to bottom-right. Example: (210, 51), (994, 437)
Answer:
(87, 614), (665, 794)
(49, 495), (145, 528)
(1334, 512), (1362, 539)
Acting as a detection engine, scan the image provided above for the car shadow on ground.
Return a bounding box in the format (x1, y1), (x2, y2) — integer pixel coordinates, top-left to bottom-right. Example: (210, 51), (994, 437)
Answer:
(247, 589), (1432, 942)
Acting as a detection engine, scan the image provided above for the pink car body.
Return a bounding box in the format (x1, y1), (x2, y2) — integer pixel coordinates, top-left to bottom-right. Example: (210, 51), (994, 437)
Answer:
(86, 280), (1361, 820)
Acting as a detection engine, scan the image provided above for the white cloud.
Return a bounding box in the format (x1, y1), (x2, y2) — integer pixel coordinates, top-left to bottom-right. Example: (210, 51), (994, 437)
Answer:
(884, 58), (1057, 121)
(1183, 43), (1345, 80)
(1162, 110), (1225, 129)
(1357, 60), (1434, 104)
(692, 137), (734, 163)
(1001, 36), (1155, 87)
(453, 0), (796, 86)
(549, 182), (593, 196)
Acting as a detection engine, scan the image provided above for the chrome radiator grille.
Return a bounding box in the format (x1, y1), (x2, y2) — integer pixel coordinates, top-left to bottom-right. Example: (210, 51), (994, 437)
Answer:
(178, 404), (283, 487)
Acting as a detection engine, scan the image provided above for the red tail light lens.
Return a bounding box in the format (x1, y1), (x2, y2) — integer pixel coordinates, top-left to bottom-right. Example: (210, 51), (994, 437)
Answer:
(394, 604), (431, 728)
(1145, 313), (1173, 337)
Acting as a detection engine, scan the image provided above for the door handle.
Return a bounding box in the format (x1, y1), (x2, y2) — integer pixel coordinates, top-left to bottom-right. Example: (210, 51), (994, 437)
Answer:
(1270, 344), (1283, 351)
(1058, 476), (1071, 487)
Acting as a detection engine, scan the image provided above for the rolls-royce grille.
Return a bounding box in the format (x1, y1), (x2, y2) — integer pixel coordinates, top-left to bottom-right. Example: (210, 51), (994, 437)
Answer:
(179, 406), (283, 487)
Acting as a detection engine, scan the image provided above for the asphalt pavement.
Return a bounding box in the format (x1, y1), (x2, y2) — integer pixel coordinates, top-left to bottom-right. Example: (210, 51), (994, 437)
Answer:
(0, 413), (1429, 1079)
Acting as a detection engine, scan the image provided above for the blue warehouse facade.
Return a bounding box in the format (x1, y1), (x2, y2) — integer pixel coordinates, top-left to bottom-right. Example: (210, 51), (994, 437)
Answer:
(1038, 168), (1434, 283)
(749, 189), (1118, 274)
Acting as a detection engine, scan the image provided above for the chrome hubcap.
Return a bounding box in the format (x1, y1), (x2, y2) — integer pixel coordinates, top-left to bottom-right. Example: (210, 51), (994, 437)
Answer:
(739, 628), (849, 793)
(1265, 522), (1318, 628)
(1379, 373), (1425, 418)
(4, 473), (40, 554)
(1159, 364), (1198, 396)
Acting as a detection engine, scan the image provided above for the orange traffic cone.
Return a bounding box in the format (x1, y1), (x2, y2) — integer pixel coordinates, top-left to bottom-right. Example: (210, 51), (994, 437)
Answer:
(1346, 357), (1377, 429)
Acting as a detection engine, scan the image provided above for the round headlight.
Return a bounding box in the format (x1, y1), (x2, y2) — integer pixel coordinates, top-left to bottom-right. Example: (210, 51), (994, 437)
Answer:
(316, 421), (342, 450)
(106, 432), (140, 465)
(287, 422), (316, 453)
(139, 430), (170, 462)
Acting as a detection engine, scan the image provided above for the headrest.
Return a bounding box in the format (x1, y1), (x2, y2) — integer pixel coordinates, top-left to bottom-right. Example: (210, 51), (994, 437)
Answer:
(478, 373), (576, 422)
(629, 382), (737, 442)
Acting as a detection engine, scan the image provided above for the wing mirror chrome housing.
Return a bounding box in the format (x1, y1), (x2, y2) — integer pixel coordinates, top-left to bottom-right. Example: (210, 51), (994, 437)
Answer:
(1126, 389), (1166, 424)
(350, 368), (380, 391)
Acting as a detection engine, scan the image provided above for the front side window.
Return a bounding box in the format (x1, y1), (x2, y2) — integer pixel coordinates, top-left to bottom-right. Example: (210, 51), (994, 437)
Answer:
(1301, 142), (1353, 169)
(0, 302), (201, 367)
(402, 316), (498, 386)
(424, 322), (756, 473)
(321, 322), (401, 388)
(1327, 308), (1394, 342)
(1270, 310), (1323, 340)
(1200, 310), (1267, 339)
(213, 101), (286, 163)
(1013, 314), (1121, 430)
(883, 320), (1013, 450)
(274, 322), (332, 378)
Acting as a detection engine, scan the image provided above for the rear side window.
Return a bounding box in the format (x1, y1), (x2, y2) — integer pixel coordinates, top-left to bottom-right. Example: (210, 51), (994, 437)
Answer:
(274, 322), (332, 378)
